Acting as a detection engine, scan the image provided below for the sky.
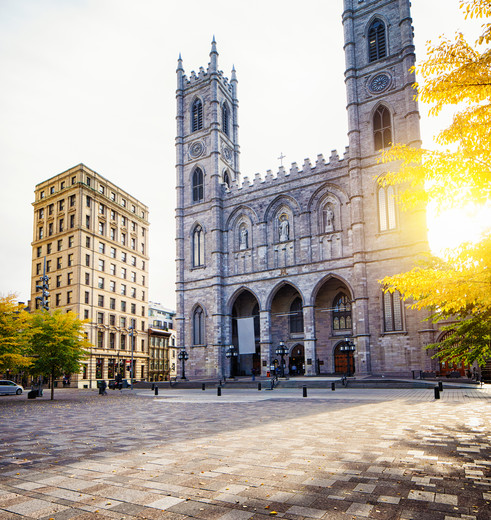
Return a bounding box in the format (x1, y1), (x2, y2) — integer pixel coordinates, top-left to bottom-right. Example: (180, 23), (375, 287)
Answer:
(0, 0), (484, 309)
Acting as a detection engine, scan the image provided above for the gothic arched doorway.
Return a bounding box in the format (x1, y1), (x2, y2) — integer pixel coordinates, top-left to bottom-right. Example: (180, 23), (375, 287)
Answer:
(231, 289), (261, 376)
(289, 343), (305, 376)
(334, 342), (355, 375)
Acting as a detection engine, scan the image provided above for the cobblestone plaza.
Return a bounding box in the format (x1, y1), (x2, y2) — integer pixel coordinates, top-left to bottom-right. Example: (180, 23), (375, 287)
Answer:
(1, 387), (490, 519)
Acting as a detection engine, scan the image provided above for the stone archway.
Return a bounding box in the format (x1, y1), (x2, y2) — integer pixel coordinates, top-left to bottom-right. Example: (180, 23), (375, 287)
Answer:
(289, 343), (305, 376)
(230, 289), (261, 376)
(313, 276), (354, 374)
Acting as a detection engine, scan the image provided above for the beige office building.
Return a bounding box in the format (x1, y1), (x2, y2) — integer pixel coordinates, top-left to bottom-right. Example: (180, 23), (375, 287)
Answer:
(30, 164), (149, 387)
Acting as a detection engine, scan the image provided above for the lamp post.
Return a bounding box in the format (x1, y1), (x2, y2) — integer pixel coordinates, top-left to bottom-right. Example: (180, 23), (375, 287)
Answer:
(339, 337), (356, 377)
(129, 326), (136, 389)
(225, 345), (238, 378)
(178, 348), (189, 380)
(275, 340), (288, 378)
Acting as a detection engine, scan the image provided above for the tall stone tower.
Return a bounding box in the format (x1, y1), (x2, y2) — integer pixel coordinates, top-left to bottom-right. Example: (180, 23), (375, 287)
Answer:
(175, 39), (239, 375)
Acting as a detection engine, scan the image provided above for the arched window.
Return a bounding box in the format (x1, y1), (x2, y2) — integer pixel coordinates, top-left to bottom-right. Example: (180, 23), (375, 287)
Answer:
(191, 98), (203, 132)
(373, 105), (392, 151)
(378, 185), (396, 231)
(289, 297), (304, 334)
(332, 293), (352, 331)
(193, 306), (204, 345)
(192, 225), (204, 267)
(192, 167), (204, 203)
(222, 102), (230, 136)
(368, 19), (387, 62)
(383, 290), (403, 332)
(223, 170), (230, 189)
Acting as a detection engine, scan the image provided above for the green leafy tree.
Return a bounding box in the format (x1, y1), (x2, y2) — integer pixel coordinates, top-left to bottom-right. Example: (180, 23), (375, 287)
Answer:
(0, 294), (33, 375)
(379, 0), (491, 367)
(29, 310), (90, 400)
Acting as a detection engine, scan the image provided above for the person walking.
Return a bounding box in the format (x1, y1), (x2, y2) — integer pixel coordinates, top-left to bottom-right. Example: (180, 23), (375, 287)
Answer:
(100, 380), (107, 395)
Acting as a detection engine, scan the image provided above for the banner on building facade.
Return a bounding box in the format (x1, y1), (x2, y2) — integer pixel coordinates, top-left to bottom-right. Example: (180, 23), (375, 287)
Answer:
(237, 317), (255, 354)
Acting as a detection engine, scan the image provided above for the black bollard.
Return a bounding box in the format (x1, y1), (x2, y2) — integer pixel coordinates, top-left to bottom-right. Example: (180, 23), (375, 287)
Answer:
(303, 385), (307, 397)
(217, 386), (221, 396)
(434, 386), (440, 399)
(331, 382), (335, 391)
(154, 386), (158, 396)
(258, 382), (262, 391)
(202, 383), (206, 391)
(151, 383), (155, 390)
(438, 381), (443, 392)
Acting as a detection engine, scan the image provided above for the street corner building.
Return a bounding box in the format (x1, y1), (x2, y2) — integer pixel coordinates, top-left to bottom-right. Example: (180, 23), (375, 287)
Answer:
(175, 0), (442, 379)
(30, 164), (149, 388)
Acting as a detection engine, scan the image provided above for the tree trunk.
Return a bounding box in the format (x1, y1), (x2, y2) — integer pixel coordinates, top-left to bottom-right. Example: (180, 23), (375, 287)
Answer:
(50, 372), (55, 400)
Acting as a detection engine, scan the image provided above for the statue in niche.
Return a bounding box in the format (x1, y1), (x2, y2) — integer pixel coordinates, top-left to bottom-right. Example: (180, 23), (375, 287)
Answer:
(278, 215), (290, 242)
(324, 205), (335, 232)
(239, 226), (248, 250)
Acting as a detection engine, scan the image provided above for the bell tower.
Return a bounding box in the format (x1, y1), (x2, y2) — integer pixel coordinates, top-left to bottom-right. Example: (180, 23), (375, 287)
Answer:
(175, 39), (239, 373)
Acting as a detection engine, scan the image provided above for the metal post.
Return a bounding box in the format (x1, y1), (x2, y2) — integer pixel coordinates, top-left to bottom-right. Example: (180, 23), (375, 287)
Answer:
(438, 381), (443, 392)
(129, 327), (134, 390)
(154, 386), (158, 396)
(217, 386), (221, 396)
(331, 382), (335, 391)
(202, 383), (205, 391)
(303, 385), (307, 397)
(258, 382), (261, 391)
(434, 386), (440, 399)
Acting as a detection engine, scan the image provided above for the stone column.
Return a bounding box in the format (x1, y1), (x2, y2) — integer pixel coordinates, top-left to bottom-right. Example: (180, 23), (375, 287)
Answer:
(303, 305), (317, 375)
(259, 309), (272, 376)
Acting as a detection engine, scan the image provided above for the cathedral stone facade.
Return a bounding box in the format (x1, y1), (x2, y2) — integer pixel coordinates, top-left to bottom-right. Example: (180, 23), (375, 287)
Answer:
(175, 0), (438, 378)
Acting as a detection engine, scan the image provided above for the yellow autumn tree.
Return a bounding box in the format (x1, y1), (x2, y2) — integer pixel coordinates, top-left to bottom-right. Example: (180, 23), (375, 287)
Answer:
(379, 0), (491, 366)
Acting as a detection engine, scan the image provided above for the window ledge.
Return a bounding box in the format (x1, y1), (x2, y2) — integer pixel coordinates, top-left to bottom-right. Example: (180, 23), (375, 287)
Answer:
(381, 330), (408, 336)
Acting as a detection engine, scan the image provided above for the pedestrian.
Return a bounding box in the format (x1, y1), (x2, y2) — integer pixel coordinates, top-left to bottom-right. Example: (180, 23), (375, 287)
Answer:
(251, 368), (256, 381)
(100, 380), (107, 395)
(291, 365), (297, 376)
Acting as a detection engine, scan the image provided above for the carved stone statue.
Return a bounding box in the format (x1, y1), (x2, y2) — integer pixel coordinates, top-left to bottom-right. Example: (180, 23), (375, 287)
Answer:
(279, 216), (289, 242)
(239, 227), (248, 250)
(324, 206), (334, 232)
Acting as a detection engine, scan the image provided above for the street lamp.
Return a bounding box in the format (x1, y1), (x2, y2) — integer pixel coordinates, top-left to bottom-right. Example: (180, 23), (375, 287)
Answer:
(178, 348), (189, 380)
(129, 326), (137, 389)
(275, 340), (289, 378)
(225, 345), (238, 378)
(339, 337), (356, 377)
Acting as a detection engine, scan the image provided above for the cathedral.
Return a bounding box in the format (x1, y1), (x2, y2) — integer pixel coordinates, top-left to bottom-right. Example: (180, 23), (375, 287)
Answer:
(175, 0), (438, 378)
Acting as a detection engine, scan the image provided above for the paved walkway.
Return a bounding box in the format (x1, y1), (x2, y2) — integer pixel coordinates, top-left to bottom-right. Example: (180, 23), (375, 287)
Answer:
(0, 387), (490, 519)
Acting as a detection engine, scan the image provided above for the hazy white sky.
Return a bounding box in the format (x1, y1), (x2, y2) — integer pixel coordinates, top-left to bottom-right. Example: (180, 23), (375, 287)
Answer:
(0, 0), (478, 309)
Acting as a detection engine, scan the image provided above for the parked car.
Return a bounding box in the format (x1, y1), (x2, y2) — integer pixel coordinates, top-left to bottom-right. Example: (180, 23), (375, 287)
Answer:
(0, 380), (24, 395)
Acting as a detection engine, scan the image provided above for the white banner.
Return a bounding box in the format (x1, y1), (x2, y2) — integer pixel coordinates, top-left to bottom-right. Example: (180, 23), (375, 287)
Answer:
(237, 317), (255, 354)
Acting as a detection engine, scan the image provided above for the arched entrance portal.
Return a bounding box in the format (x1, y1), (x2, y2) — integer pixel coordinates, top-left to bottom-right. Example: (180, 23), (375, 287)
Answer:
(231, 290), (260, 376)
(334, 341), (355, 375)
(289, 343), (305, 376)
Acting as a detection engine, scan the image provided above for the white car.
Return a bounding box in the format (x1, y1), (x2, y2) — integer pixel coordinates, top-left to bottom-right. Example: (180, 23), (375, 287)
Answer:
(0, 380), (24, 395)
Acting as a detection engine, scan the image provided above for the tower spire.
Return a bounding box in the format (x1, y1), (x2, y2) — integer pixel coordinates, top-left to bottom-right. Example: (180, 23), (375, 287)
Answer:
(208, 35), (218, 72)
(177, 53), (184, 88)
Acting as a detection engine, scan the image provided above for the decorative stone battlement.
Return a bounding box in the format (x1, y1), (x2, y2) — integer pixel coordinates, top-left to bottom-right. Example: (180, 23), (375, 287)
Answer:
(225, 147), (350, 193)
(183, 67), (233, 93)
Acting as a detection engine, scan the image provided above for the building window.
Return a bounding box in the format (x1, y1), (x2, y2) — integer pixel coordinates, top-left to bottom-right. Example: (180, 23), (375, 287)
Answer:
(40, 190), (45, 199)
(99, 203), (105, 215)
(121, 300), (126, 312)
(99, 222), (105, 235)
(110, 280), (116, 292)
(110, 247), (116, 259)
(109, 333), (115, 349)
(110, 209), (116, 221)
(131, 303), (136, 314)
(98, 295), (104, 307)
(67, 272), (73, 285)
(98, 277), (104, 289)
(69, 214), (75, 228)
(99, 242), (105, 254)
(192, 225), (204, 267)
(131, 221), (136, 232)
(110, 192), (116, 202)
(68, 254), (73, 266)
(121, 252), (127, 263)
(48, 223), (53, 236)
(373, 105), (392, 151)
(141, 243), (145, 254)
(86, 195), (91, 207)
(222, 102), (230, 136)
(121, 267), (127, 279)
(85, 254), (90, 267)
(109, 314), (116, 325)
(56, 275), (61, 288)
(68, 236), (74, 247)
(368, 18), (387, 62)
(57, 239), (62, 251)
(131, 204), (136, 213)
(121, 233), (126, 246)
(131, 238), (136, 250)
(109, 298), (116, 310)
(39, 208), (44, 219)
(50, 186), (54, 194)
(37, 246), (42, 258)
(97, 312), (104, 324)
(110, 263), (116, 275)
(121, 334), (126, 349)
(36, 263), (41, 275)
(86, 236), (90, 248)
(99, 259), (105, 271)
(69, 195), (76, 207)
(97, 332), (104, 350)
(61, 181), (65, 189)
(131, 287), (136, 298)
(192, 167), (204, 203)
(58, 200), (64, 211)
(48, 204), (54, 215)
(130, 271), (136, 282)
(110, 228), (116, 240)
(378, 186), (397, 231)
(193, 306), (204, 345)
(67, 291), (72, 304)
(99, 185), (105, 195)
(46, 260), (51, 272)
(57, 257), (62, 269)
(289, 297), (304, 334)
(56, 293), (61, 306)
(86, 215), (90, 228)
(122, 198), (126, 208)
(84, 309), (89, 320)
(383, 290), (404, 332)
(58, 219), (64, 232)
(85, 291), (90, 304)
(131, 256), (136, 266)
(191, 98), (203, 132)
(332, 293), (352, 331)
(47, 243), (52, 254)
(85, 272), (90, 285)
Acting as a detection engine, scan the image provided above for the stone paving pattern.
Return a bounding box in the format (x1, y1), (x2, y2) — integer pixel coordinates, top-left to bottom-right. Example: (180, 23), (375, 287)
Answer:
(0, 387), (490, 519)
